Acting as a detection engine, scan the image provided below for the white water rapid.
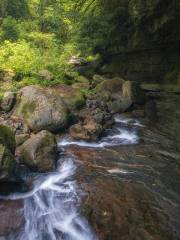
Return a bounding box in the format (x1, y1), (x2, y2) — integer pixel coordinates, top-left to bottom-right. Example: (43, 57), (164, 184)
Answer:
(1, 114), (141, 240)
(4, 155), (98, 240)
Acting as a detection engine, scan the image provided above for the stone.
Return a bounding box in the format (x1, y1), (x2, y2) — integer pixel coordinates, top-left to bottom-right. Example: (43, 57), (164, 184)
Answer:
(122, 81), (146, 105)
(107, 98), (132, 114)
(95, 77), (125, 94)
(18, 130), (57, 172)
(70, 121), (103, 141)
(0, 125), (16, 181)
(15, 134), (30, 147)
(1, 92), (16, 112)
(132, 109), (145, 118)
(38, 69), (53, 81)
(13, 85), (85, 132)
(141, 84), (180, 93)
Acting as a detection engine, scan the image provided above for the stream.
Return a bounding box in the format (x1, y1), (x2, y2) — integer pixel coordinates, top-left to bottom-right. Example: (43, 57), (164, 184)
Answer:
(0, 92), (180, 239)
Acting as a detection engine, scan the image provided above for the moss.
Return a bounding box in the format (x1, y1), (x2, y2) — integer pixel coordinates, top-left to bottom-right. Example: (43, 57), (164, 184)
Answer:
(164, 68), (179, 84)
(19, 101), (37, 118)
(0, 145), (15, 173)
(0, 125), (16, 153)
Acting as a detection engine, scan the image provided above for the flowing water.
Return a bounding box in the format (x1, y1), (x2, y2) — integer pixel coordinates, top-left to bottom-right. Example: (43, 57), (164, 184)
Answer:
(0, 114), (141, 240)
(1, 93), (180, 239)
(2, 156), (98, 240)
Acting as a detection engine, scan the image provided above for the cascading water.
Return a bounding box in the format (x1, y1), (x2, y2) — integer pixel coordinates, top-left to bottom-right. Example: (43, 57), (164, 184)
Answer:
(4, 155), (98, 240)
(1, 114), (141, 240)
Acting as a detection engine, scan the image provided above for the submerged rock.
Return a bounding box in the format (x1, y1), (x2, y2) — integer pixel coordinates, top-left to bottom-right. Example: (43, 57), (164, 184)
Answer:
(0, 199), (24, 236)
(0, 125), (16, 181)
(18, 130), (57, 172)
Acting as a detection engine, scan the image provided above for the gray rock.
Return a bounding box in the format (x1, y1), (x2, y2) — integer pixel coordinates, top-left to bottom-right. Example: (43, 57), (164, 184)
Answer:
(1, 92), (16, 112)
(18, 130), (57, 172)
(13, 85), (85, 132)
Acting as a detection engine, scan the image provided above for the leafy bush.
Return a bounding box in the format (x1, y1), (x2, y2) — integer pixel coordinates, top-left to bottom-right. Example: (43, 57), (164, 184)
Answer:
(0, 40), (41, 75)
(0, 17), (20, 41)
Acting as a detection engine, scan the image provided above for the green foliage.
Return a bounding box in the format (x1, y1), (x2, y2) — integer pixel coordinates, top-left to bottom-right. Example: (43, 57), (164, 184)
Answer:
(0, 0), (131, 93)
(0, 40), (41, 74)
(0, 17), (20, 41)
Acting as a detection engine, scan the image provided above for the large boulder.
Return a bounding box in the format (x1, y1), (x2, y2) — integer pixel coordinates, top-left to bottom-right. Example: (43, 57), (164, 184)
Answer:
(93, 78), (134, 114)
(0, 125), (16, 181)
(122, 81), (146, 105)
(1, 92), (16, 112)
(13, 85), (85, 132)
(95, 77), (125, 94)
(18, 130), (57, 172)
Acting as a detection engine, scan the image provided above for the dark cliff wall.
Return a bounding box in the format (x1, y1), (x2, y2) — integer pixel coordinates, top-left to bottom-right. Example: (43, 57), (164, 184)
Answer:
(102, 0), (180, 83)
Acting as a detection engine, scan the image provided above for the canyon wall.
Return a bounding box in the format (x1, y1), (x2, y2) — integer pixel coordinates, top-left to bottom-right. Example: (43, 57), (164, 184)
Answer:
(102, 0), (180, 83)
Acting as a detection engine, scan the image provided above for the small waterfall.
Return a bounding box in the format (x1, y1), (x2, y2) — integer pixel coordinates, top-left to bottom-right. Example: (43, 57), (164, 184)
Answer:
(58, 115), (141, 149)
(6, 156), (97, 240)
(1, 114), (142, 240)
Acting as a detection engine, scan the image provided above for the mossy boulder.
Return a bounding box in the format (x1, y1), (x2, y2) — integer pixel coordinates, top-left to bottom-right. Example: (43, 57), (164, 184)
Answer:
(1, 92), (16, 112)
(95, 77), (125, 95)
(13, 85), (86, 133)
(0, 125), (16, 181)
(18, 130), (57, 172)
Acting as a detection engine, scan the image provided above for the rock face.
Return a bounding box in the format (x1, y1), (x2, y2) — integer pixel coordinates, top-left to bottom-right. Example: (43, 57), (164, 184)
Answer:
(101, 0), (180, 83)
(18, 130), (57, 172)
(0, 92), (16, 112)
(122, 81), (145, 105)
(13, 85), (85, 132)
(0, 125), (16, 181)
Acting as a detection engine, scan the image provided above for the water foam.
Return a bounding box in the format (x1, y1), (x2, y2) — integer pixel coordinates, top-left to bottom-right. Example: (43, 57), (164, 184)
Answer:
(114, 115), (144, 127)
(5, 157), (97, 240)
(58, 128), (138, 148)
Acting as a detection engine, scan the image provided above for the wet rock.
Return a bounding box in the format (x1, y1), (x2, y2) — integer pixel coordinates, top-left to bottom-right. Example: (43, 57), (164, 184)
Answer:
(82, 179), (177, 240)
(1, 92), (16, 112)
(0, 199), (24, 236)
(145, 100), (157, 120)
(122, 81), (146, 105)
(70, 121), (103, 141)
(38, 69), (53, 81)
(0, 125), (16, 181)
(107, 98), (132, 114)
(132, 109), (145, 118)
(141, 84), (180, 93)
(18, 130), (57, 172)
